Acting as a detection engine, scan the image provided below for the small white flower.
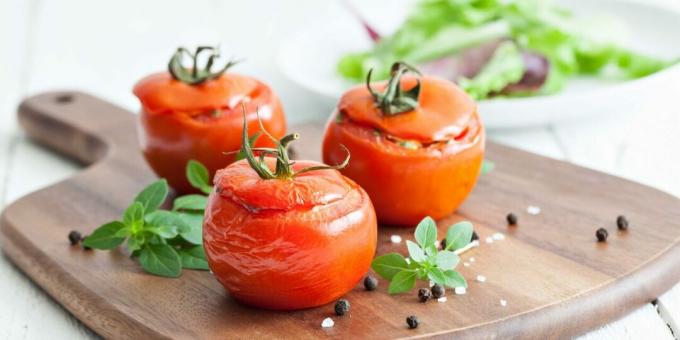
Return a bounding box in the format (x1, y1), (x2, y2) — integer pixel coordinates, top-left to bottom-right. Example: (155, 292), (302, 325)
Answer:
(476, 275), (486, 283)
(438, 297), (447, 303)
(485, 237), (494, 244)
(492, 232), (505, 241)
(390, 235), (402, 244)
(527, 205), (541, 215)
(321, 317), (334, 328)
(463, 262), (470, 267)
(455, 287), (467, 295)
(500, 299), (507, 307)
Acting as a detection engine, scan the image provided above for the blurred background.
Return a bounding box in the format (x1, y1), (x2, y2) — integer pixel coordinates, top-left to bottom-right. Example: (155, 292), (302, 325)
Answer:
(0, 0), (679, 338)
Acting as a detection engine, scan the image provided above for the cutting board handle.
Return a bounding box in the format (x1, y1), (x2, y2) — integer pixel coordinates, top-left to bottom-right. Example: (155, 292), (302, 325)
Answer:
(18, 91), (136, 165)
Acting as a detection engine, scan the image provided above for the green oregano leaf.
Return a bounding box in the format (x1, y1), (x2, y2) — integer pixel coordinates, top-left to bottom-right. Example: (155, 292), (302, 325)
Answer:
(83, 221), (126, 250)
(177, 212), (203, 245)
(133, 179), (168, 213)
(371, 253), (409, 280)
(179, 245), (210, 270)
(435, 250), (460, 269)
(427, 267), (448, 286)
(127, 233), (145, 252)
(186, 160), (212, 194)
(388, 270), (417, 294)
(414, 216), (437, 248)
(123, 202), (145, 231)
(443, 270), (467, 288)
(406, 240), (426, 263)
(145, 210), (191, 234)
(445, 221), (474, 251)
(172, 194), (208, 212)
(139, 244), (182, 278)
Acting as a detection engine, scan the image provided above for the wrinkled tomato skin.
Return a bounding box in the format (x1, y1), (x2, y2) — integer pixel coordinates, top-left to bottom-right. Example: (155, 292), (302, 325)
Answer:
(322, 111), (484, 227)
(203, 160), (377, 310)
(135, 73), (286, 193)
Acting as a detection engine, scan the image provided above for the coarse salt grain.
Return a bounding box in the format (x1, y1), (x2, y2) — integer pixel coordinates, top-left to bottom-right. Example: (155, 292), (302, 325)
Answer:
(463, 262), (470, 267)
(390, 235), (402, 244)
(477, 275), (486, 283)
(429, 280), (435, 287)
(470, 257), (475, 262)
(527, 205), (541, 215)
(455, 287), (467, 295)
(500, 299), (507, 307)
(492, 232), (505, 241)
(321, 317), (334, 328)
(485, 237), (494, 244)
(438, 297), (447, 303)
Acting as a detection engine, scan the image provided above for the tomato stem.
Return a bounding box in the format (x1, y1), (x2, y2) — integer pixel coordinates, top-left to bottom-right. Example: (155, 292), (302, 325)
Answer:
(168, 46), (239, 85)
(367, 62), (421, 116)
(238, 105), (350, 180)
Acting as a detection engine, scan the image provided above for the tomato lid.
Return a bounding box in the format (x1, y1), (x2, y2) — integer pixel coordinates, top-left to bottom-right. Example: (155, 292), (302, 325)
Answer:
(133, 72), (259, 114)
(338, 76), (476, 143)
(214, 158), (353, 211)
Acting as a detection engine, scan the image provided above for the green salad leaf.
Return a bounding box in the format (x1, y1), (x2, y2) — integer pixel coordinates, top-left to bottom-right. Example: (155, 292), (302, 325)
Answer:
(459, 41), (524, 99)
(338, 0), (674, 98)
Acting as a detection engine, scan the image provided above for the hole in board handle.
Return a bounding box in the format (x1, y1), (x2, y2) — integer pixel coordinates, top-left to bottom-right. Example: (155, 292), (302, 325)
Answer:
(55, 94), (74, 104)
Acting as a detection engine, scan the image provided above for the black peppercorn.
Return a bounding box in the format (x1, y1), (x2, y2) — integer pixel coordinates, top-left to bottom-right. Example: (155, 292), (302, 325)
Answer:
(617, 215), (629, 230)
(364, 275), (378, 291)
(440, 238), (446, 250)
(334, 299), (350, 316)
(406, 315), (419, 329)
(431, 284), (445, 299)
(417, 288), (432, 302)
(68, 230), (82, 245)
(506, 213), (518, 225)
(472, 230), (479, 241)
(596, 228), (608, 242)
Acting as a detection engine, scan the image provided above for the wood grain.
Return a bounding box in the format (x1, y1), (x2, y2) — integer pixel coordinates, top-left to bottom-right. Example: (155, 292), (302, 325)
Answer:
(1, 91), (680, 339)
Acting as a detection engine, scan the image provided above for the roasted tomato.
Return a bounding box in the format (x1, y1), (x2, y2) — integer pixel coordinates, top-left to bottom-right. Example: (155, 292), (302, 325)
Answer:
(133, 46), (287, 193)
(323, 62), (485, 226)
(204, 114), (377, 310)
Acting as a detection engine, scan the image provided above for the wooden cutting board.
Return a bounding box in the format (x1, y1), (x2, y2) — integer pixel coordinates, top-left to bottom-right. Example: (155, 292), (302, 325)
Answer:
(2, 91), (679, 339)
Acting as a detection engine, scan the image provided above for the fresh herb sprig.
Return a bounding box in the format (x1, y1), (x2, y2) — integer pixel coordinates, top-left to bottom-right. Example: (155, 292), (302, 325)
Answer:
(371, 217), (473, 294)
(83, 161), (212, 277)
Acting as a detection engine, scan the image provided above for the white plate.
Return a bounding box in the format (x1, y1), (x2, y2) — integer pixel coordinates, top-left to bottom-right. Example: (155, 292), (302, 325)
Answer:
(278, 0), (680, 129)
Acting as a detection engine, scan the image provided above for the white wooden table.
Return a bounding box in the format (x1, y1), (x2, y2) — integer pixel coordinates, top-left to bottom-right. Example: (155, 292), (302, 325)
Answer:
(1, 0), (679, 338)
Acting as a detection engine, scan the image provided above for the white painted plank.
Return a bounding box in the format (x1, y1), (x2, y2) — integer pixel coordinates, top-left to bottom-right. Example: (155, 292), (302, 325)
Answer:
(658, 282), (680, 338)
(0, 0), (29, 207)
(616, 94), (680, 198)
(0, 0), (93, 338)
(577, 303), (674, 340)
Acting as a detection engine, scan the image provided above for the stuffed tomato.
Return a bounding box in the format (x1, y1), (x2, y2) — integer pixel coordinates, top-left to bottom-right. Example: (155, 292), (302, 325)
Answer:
(204, 114), (377, 310)
(133, 46), (286, 193)
(323, 62), (484, 226)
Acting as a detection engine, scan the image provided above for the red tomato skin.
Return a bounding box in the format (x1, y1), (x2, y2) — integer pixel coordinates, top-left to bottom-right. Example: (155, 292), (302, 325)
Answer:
(135, 73), (286, 193)
(322, 111), (485, 226)
(203, 160), (378, 310)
